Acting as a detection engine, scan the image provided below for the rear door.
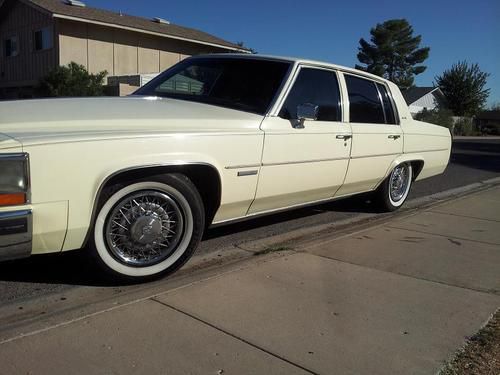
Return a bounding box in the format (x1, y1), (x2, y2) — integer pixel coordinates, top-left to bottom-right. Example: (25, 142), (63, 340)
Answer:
(335, 73), (403, 196)
(248, 65), (352, 214)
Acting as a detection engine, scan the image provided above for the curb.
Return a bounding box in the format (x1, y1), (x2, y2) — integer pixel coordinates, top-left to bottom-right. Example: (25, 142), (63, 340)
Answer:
(235, 177), (500, 254)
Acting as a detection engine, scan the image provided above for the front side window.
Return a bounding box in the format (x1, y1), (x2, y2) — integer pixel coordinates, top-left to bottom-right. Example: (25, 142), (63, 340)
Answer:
(34, 27), (53, 51)
(279, 68), (341, 122)
(345, 75), (385, 124)
(4, 36), (19, 57)
(136, 58), (291, 115)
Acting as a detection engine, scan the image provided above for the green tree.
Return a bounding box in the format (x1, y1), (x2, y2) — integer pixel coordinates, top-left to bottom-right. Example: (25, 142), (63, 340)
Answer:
(414, 107), (454, 130)
(37, 62), (107, 97)
(356, 19), (430, 90)
(435, 61), (490, 116)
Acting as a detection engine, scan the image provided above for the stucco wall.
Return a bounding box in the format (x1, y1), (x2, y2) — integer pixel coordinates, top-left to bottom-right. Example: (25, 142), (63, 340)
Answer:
(58, 19), (228, 76)
(0, 0), (57, 88)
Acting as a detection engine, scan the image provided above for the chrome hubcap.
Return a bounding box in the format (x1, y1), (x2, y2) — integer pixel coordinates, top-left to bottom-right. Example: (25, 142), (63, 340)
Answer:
(389, 164), (410, 202)
(105, 191), (184, 267)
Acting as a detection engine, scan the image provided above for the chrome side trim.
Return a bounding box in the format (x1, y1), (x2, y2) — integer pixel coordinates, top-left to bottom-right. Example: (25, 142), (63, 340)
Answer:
(263, 157), (349, 167)
(237, 170), (258, 177)
(405, 148), (449, 154)
(350, 153), (400, 160)
(225, 164), (261, 170)
(0, 209), (32, 262)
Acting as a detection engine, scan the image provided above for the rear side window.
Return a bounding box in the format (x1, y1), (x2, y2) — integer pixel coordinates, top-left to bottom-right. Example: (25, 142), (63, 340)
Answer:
(345, 75), (385, 124)
(376, 83), (397, 124)
(279, 68), (341, 122)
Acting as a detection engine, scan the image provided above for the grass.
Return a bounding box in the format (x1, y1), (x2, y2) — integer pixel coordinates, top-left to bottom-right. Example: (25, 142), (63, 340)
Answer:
(440, 309), (500, 375)
(252, 245), (292, 256)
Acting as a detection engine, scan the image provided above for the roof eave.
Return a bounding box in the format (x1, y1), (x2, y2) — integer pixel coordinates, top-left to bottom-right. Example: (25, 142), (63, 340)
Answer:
(51, 13), (250, 53)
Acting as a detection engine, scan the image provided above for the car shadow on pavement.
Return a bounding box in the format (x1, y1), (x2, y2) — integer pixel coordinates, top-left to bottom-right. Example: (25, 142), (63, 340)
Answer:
(0, 195), (377, 287)
(0, 249), (120, 287)
(204, 194), (377, 240)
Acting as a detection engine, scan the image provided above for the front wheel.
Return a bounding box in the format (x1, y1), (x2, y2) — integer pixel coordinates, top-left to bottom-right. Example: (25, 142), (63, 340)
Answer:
(91, 174), (204, 281)
(375, 163), (413, 212)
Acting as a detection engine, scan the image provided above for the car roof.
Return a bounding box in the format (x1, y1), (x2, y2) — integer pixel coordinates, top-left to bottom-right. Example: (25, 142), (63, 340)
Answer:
(189, 53), (389, 83)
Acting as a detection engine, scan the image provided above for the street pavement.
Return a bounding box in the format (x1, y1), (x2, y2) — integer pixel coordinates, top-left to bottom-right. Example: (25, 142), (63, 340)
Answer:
(0, 178), (498, 374)
(0, 137), (499, 305)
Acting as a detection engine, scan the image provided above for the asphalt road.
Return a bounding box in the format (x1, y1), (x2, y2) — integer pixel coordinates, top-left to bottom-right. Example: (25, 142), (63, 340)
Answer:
(0, 137), (499, 305)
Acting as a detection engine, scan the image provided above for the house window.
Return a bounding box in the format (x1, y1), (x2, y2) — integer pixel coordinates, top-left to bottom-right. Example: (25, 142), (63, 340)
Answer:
(4, 36), (19, 57)
(34, 27), (53, 51)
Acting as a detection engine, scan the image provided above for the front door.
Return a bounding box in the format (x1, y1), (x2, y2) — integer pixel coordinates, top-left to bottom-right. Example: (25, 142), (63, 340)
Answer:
(248, 66), (352, 214)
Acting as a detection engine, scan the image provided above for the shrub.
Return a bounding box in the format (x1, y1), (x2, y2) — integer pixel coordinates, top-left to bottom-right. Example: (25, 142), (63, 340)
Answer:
(37, 62), (107, 97)
(453, 117), (478, 136)
(414, 108), (454, 130)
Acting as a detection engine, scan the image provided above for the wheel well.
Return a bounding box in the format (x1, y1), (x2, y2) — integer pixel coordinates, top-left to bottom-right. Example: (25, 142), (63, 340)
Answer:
(93, 164), (221, 233)
(409, 160), (424, 180)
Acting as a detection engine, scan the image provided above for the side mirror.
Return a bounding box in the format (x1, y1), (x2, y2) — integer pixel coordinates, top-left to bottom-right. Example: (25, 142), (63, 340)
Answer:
(295, 103), (319, 128)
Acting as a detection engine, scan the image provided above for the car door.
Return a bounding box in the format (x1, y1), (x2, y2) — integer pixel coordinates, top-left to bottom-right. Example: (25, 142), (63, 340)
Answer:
(248, 65), (352, 214)
(335, 73), (403, 197)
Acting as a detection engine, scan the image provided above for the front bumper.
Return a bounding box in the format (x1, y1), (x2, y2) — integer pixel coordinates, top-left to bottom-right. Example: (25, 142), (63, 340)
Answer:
(0, 210), (32, 261)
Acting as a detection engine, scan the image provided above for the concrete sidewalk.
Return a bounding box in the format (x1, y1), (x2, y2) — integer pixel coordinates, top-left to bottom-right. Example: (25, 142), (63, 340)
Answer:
(1, 187), (499, 374)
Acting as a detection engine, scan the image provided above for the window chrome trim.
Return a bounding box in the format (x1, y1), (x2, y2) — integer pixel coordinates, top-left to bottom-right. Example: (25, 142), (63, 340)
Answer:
(341, 72), (401, 126)
(272, 64), (344, 123)
(374, 82), (388, 124)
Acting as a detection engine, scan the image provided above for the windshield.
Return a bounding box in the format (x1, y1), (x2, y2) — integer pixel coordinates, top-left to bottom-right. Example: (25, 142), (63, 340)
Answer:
(135, 57), (291, 115)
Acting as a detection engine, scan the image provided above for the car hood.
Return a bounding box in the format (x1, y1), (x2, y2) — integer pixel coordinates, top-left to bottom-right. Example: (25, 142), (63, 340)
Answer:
(0, 132), (22, 151)
(0, 96), (262, 146)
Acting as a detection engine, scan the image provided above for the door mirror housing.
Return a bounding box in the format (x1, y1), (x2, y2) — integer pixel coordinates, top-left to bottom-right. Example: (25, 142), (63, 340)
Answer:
(297, 103), (319, 121)
(294, 103), (319, 128)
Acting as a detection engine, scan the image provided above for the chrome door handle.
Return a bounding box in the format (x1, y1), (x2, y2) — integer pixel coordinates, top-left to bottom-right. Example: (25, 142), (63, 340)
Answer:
(336, 134), (352, 140)
(388, 135), (401, 140)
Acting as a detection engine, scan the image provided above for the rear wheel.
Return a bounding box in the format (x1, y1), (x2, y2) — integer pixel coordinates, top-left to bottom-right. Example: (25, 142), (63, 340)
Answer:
(91, 174), (204, 281)
(375, 163), (413, 212)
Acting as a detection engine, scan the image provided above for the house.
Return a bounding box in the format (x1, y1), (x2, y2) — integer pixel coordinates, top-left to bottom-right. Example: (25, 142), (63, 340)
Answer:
(402, 86), (445, 116)
(0, 0), (248, 98)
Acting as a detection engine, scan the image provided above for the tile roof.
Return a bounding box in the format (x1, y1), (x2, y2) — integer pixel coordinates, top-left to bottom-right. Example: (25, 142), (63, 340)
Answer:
(23, 0), (247, 51)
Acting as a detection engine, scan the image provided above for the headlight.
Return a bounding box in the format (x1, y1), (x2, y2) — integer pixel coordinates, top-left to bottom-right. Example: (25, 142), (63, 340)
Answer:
(0, 153), (30, 207)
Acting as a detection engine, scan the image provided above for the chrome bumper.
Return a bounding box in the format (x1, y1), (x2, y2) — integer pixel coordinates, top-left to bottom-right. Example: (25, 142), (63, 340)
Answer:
(0, 210), (32, 261)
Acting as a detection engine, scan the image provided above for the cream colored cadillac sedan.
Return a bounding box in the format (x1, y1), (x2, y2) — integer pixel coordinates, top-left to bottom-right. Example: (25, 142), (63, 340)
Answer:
(0, 54), (451, 280)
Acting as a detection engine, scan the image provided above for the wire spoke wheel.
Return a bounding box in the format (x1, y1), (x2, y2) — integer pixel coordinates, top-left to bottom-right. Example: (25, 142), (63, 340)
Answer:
(93, 176), (204, 280)
(105, 191), (185, 267)
(389, 164), (410, 203)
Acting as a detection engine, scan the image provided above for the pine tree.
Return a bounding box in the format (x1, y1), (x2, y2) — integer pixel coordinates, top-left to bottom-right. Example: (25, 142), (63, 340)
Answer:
(356, 19), (430, 90)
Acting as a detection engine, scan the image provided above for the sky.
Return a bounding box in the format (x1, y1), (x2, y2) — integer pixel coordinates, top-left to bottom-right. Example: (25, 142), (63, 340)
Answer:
(84, 0), (500, 106)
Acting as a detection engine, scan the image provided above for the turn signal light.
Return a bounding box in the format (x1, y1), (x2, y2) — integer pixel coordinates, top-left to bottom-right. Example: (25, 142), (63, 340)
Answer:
(0, 193), (26, 206)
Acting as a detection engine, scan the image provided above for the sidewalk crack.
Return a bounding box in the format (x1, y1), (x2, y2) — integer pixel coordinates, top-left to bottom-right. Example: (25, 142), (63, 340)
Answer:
(306, 253), (500, 297)
(150, 297), (319, 375)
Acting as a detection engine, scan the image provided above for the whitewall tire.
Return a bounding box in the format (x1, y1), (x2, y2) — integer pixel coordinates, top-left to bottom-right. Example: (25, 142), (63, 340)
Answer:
(91, 174), (204, 280)
(376, 163), (413, 212)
